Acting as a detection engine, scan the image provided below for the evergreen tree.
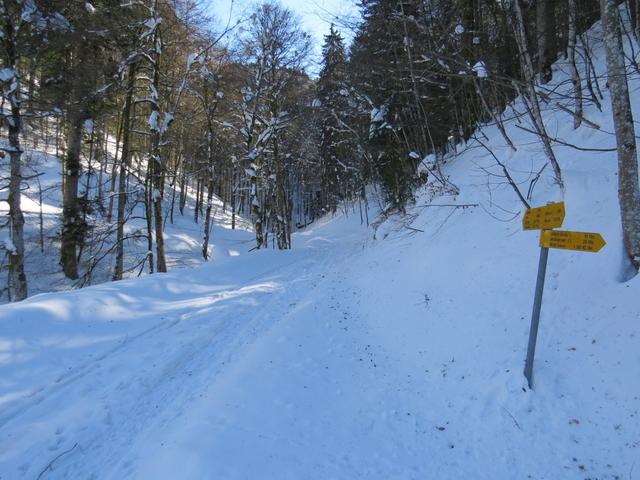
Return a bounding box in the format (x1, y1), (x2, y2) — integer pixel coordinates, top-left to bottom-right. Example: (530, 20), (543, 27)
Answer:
(317, 25), (351, 214)
(350, 0), (421, 212)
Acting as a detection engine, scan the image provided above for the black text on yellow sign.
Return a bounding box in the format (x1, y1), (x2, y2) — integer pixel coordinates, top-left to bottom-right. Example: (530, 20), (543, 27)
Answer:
(522, 202), (566, 230)
(539, 229), (606, 252)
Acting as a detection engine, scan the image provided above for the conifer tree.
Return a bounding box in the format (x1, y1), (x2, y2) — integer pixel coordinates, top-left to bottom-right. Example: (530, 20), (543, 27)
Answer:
(317, 25), (351, 214)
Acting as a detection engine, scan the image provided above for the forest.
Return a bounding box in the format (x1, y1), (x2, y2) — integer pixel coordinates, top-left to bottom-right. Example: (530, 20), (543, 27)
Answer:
(1, 0), (639, 302)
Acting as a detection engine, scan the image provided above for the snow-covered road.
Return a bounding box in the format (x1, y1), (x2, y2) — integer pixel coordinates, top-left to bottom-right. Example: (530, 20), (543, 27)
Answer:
(1, 215), (404, 479)
(2, 205), (637, 479)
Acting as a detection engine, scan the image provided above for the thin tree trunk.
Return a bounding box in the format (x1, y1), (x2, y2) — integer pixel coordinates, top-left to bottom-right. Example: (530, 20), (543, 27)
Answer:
(513, 0), (564, 188)
(113, 65), (136, 281)
(107, 109), (123, 223)
(194, 177), (202, 223)
(6, 70), (28, 300)
(202, 177), (215, 260)
(96, 127), (107, 205)
(152, 169), (167, 272)
(629, 0), (640, 39)
(144, 166), (155, 274)
(179, 169), (187, 215)
(61, 113), (83, 279)
(148, 14), (167, 274)
(568, 0), (583, 129)
(231, 163), (236, 229)
(537, 0), (557, 83)
(77, 126), (95, 264)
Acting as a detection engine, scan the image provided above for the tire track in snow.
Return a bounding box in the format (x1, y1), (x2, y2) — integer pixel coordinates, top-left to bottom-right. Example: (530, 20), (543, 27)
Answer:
(5, 253), (331, 479)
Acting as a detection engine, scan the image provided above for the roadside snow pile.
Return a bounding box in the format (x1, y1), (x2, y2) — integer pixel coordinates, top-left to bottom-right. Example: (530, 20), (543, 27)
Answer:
(1, 14), (639, 480)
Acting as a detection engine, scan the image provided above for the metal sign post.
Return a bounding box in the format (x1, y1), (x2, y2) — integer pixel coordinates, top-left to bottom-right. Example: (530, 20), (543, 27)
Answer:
(523, 245), (549, 389)
(521, 201), (605, 390)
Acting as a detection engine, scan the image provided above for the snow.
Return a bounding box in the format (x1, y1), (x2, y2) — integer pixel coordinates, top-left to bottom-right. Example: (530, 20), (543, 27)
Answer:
(369, 105), (389, 138)
(0, 68), (16, 82)
(1, 236), (16, 254)
(370, 105), (386, 123)
(472, 60), (488, 78)
(20, 0), (38, 23)
(148, 110), (159, 131)
(0, 13), (639, 480)
(186, 53), (197, 70)
(143, 17), (161, 31)
(83, 118), (94, 135)
(160, 112), (173, 134)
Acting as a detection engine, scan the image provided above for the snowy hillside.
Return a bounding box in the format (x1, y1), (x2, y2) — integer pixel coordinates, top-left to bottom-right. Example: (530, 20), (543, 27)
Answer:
(1, 14), (639, 480)
(0, 136), (254, 299)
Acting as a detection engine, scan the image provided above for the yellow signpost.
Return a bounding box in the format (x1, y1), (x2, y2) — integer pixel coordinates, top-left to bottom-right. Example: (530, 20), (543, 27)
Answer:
(522, 202), (565, 230)
(539, 230), (606, 252)
(521, 202), (605, 389)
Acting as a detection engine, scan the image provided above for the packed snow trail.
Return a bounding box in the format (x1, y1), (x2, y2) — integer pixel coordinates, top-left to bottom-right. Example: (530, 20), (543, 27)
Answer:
(0, 217), (370, 478)
(1, 205), (637, 479)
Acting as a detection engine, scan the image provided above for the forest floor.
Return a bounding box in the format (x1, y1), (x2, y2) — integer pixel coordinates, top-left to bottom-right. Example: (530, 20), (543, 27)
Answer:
(1, 13), (640, 480)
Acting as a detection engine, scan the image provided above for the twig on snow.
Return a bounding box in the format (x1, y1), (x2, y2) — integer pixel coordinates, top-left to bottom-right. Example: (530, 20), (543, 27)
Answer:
(37, 443), (78, 480)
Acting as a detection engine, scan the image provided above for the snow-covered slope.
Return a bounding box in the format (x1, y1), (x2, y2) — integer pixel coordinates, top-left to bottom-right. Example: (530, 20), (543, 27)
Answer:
(0, 130), (254, 299)
(1, 16), (639, 480)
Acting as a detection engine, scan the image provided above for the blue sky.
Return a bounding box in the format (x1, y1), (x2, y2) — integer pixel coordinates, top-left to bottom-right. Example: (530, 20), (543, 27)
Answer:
(210, 0), (358, 73)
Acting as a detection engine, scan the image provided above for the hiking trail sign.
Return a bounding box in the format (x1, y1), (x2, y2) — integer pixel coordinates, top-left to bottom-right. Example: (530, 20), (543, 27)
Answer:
(522, 202), (565, 230)
(539, 229), (606, 252)
(521, 202), (605, 389)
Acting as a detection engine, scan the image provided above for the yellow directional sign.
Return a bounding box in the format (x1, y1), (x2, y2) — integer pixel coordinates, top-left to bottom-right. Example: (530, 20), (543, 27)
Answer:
(539, 229), (606, 252)
(523, 202), (565, 230)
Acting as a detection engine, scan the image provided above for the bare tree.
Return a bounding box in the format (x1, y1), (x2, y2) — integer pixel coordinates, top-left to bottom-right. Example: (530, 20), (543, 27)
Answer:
(512, 0), (563, 188)
(0, 0), (30, 300)
(237, 2), (311, 249)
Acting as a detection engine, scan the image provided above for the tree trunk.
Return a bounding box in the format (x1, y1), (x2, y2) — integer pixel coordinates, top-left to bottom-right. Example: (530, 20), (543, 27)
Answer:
(148, 18), (167, 274)
(179, 169), (187, 215)
(61, 113), (83, 279)
(513, 0), (564, 188)
(231, 163), (237, 230)
(194, 177), (202, 223)
(629, 0), (640, 39)
(113, 65), (135, 281)
(537, 0), (557, 83)
(602, 0), (640, 269)
(153, 168), (167, 272)
(6, 74), (28, 301)
(202, 177), (215, 260)
(106, 109), (124, 223)
(144, 166), (155, 274)
(272, 138), (288, 250)
(250, 172), (264, 248)
(568, 0), (583, 129)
